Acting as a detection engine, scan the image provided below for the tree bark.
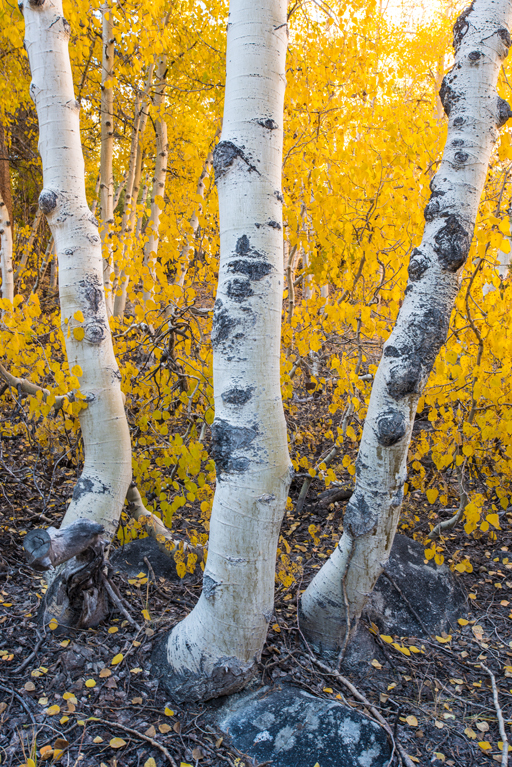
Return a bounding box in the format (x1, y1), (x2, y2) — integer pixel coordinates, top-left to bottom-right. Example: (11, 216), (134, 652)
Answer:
(22, 0), (132, 542)
(99, 1), (115, 315)
(153, 0), (291, 702)
(142, 55), (168, 304)
(299, 0), (512, 656)
(0, 191), (13, 306)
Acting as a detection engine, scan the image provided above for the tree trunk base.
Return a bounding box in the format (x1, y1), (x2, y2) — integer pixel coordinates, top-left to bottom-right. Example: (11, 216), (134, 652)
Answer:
(151, 633), (257, 703)
(39, 543), (111, 632)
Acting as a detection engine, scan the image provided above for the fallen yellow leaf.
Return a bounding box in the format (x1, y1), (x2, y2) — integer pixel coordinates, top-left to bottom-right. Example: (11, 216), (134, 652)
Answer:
(109, 737), (127, 749)
(111, 653), (124, 665)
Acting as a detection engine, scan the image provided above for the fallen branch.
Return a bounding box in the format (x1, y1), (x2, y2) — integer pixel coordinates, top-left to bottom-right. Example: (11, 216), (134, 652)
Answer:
(90, 717), (178, 767)
(482, 663), (509, 767)
(311, 658), (416, 767)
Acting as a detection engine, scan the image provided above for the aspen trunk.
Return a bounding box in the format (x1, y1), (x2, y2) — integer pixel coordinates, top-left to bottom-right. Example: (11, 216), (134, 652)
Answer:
(153, 0), (291, 702)
(0, 192), (13, 306)
(22, 0), (132, 542)
(142, 56), (168, 304)
(176, 139), (216, 287)
(113, 64), (153, 318)
(300, 0), (512, 655)
(99, 1), (115, 315)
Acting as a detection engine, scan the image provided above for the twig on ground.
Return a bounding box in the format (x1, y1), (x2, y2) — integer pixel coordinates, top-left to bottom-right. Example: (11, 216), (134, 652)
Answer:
(12, 631), (45, 675)
(311, 658), (416, 767)
(482, 664), (509, 767)
(104, 577), (141, 630)
(0, 682), (36, 725)
(91, 717), (179, 767)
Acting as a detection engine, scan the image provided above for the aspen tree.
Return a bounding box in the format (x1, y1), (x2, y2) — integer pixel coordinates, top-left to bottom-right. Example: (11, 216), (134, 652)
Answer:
(153, 0), (291, 701)
(299, 0), (512, 655)
(0, 192), (13, 306)
(99, 1), (115, 315)
(21, 0), (131, 583)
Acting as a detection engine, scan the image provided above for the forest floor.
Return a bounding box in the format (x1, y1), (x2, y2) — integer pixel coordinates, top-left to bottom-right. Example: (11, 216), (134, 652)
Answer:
(1, 429), (512, 767)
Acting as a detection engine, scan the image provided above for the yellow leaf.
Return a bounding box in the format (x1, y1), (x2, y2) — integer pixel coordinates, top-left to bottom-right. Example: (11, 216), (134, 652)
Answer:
(164, 707), (174, 717)
(110, 738), (127, 749)
(93, 736), (103, 743)
(130, 667), (142, 674)
(371, 659), (382, 669)
(85, 679), (96, 688)
(73, 327), (85, 341)
(159, 723), (172, 733)
(73, 310), (84, 323)
(380, 635), (393, 644)
(108, 627), (118, 634)
(60, 716), (69, 724)
(71, 364), (83, 376)
(60, 640), (70, 647)
(435, 635), (452, 643)
(46, 705), (60, 716)
(405, 715), (418, 726)
(111, 653), (124, 665)
(142, 609), (151, 621)
(426, 488), (438, 504)
(322, 687), (333, 693)
(48, 618), (58, 631)
(464, 727), (477, 739)
(144, 760), (157, 767)
(478, 741), (492, 750)
(458, 618), (469, 626)
(486, 513), (501, 529)
(99, 668), (111, 678)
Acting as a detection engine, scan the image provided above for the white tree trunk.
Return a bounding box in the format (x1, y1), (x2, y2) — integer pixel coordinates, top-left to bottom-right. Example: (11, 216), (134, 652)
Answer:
(23, 0), (132, 539)
(100, 1), (115, 315)
(153, 0), (291, 701)
(113, 65), (153, 318)
(176, 138), (217, 287)
(300, 0), (512, 655)
(142, 56), (168, 304)
(0, 192), (13, 307)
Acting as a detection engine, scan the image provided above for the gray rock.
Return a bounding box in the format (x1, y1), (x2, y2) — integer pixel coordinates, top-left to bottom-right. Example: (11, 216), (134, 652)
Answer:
(364, 534), (466, 637)
(110, 536), (180, 580)
(216, 685), (390, 767)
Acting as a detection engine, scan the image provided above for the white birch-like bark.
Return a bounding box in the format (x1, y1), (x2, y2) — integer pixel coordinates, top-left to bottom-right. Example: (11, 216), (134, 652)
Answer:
(176, 139), (217, 287)
(15, 207), (42, 279)
(100, 1), (115, 315)
(300, 0), (512, 655)
(154, 0), (291, 701)
(142, 56), (168, 304)
(113, 65), (153, 318)
(23, 0), (132, 538)
(0, 192), (13, 306)
(483, 199), (512, 295)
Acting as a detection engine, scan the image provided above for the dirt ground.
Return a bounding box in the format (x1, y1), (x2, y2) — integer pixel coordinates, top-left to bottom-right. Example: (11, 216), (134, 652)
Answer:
(1, 417), (512, 767)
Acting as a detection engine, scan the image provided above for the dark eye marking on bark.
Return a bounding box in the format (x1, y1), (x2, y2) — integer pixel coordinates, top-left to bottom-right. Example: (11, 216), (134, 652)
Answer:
(434, 214), (472, 272)
(386, 360), (421, 399)
(203, 574), (221, 600)
(211, 418), (258, 476)
(39, 189), (57, 214)
(408, 248), (430, 281)
(452, 2), (474, 52)
(468, 50), (482, 62)
(497, 98), (512, 128)
(79, 273), (103, 313)
(85, 321), (107, 344)
(344, 492), (377, 537)
(454, 151), (469, 164)
(452, 139), (464, 147)
(454, 116), (464, 127)
(227, 260), (272, 281)
(221, 386), (254, 406)
(72, 476), (109, 501)
(28, 0), (46, 6)
(439, 71), (459, 117)
(227, 278), (254, 302)
(256, 118), (278, 130)
(236, 235), (250, 255)
(497, 28), (512, 49)
(267, 220), (281, 229)
(211, 299), (240, 348)
(234, 235), (265, 259)
(274, 190), (284, 203)
(212, 140), (260, 182)
(376, 410), (406, 447)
